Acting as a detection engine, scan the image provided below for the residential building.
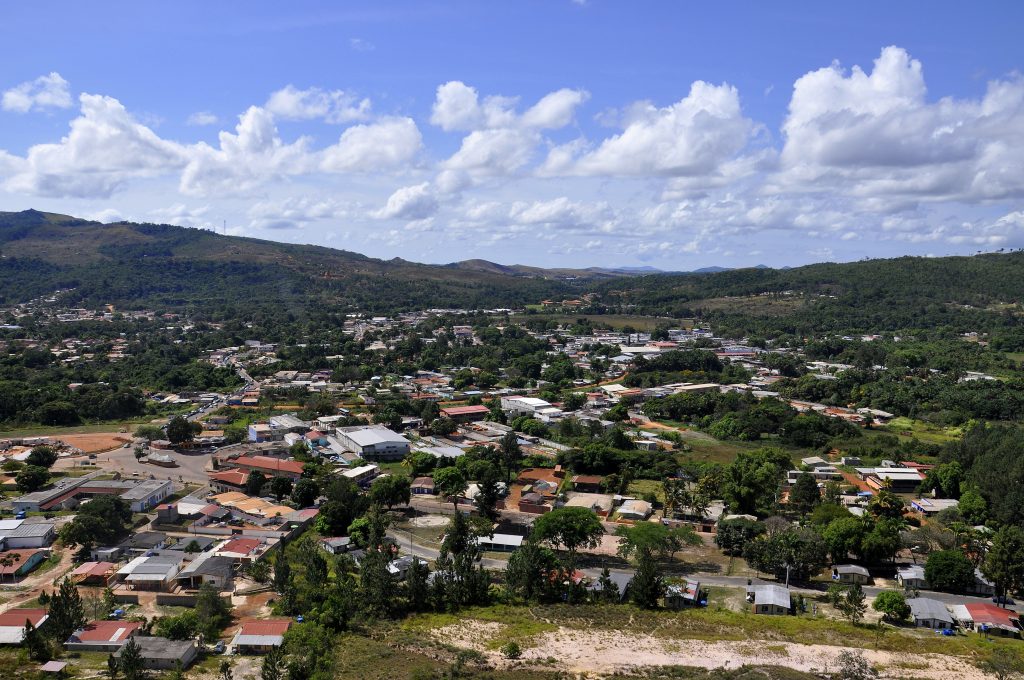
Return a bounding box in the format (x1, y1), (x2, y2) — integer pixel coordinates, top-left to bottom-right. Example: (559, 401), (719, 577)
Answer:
(116, 554), (183, 591)
(175, 553), (235, 590)
(617, 499), (653, 520)
(832, 564), (871, 585)
(665, 580), (703, 609)
(230, 456), (304, 481)
(907, 598), (954, 629)
(232, 619), (292, 654)
(0, 549), (47, 580)
(0, 608), (48, 644)
(0, 520), (56, 549)
(896, 565), (928, 590)
(65, 620), (142, 652)
(115, 636), (197, 670)
(747, 584), (791, 615)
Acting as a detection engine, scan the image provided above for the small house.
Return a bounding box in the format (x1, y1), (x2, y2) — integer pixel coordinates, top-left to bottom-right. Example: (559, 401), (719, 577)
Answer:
(832, 564), (871, 585)
(116, 637), (197, 670)
(907, 598), (954, 629)
(746, 584), (791, 615)
(896, 565), (927, 590)
(665, 579), (703, 609)
(231, 619), (292, 654)
(65, 620), (142, 652)
(411, 477), (435, 495)
(0, 608), (48, 644)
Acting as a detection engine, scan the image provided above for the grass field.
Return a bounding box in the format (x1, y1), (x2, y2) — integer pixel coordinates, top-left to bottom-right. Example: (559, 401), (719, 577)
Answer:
(883, 417), (962, 444)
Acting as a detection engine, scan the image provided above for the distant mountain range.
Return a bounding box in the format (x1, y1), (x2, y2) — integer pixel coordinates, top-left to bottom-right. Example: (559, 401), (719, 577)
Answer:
(1, 210), (1020, 324)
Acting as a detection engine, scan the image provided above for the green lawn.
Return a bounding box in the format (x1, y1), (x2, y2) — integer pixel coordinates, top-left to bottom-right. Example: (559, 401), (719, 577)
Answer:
(883, 417), (962, 444)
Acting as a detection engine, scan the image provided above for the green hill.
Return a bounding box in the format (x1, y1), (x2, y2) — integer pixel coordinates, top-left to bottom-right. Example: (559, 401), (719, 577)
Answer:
(0, 210), (578, 314)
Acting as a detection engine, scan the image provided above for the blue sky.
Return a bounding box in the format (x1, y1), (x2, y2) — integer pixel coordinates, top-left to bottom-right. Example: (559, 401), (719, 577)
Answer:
(1, 2), (1022, 269)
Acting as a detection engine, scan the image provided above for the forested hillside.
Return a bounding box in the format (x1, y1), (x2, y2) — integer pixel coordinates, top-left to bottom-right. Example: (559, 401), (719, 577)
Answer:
(0, 210), (574, 315)
(594, 254), (1024, 337)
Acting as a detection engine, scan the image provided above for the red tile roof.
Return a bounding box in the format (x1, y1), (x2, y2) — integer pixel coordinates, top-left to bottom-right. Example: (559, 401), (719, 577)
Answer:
(234, 456), (304, 475)
(72, 561), (117, 578)
(219, 538), (261, 556)
(0, 608), (47, 627)
(238, 619), (292, 636)
(0, 549), (45, 575)
(209, 469), (249, 486)
(73, 620), (142, 642)
(965, 603), (1017, 627)
(440, 405), (490, 417)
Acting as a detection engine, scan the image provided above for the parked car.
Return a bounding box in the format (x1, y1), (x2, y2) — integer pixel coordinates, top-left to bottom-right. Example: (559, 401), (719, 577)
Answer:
(993, 595), (1016, 606)
(213, 641), (225, 654)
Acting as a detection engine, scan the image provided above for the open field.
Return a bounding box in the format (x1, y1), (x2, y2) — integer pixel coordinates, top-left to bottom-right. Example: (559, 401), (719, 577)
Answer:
(0, 419), (160, 439)
(884, 417), (962, 444)
(406, 603), (1012, 679)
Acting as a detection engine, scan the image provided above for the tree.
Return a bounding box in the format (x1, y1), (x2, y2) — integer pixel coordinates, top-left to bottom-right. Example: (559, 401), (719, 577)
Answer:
(269, 476), (293, 502)
(315, 477), (369, 536)
(291, 478), (319, 507)
(15, 465), (50, 492)
(261, 642), (286, 680)
(724, 448), (790, 516)
(504, 541), (560, 603)
(219, 660), (233, 680)
(166, 416), (194, 445)
(194, 582), (232, 640)
(473, 463), (502, 520)
(59, 494), (134, 550)
(108, 652), (120, 680)
(836, 584), (867, 625)
(359, 548), (396, 619)
(629, 552), (663, 609)
(980, 648), (1024, 680)
(744, 526), (828, 582)
(983, 526), (1024, 601)
(283, 621), (334, 680)
(368, 475), (411, 511)
(715, 517), (765, 556)
(134, 424), (165, 442)
(867, 490), (904, 520)
(24, 620), (50, 662)
(48, 577), (87, 641)
(594, 566), (620, 603)
(245, 470), (267, 496)
(615, 522), (698, 561)
(499, 431), (522, 484)
(531, 506), (604, 577)
(872, 590), (911, 622)
(432, 467), (467, 511)
(430, 417), (457, 436)
(273, 554), (291, 595)
(26, 446), (58, 468)
(958, 488), (988, 525)
(119, 637), (146, 680)
(789, 473), (821, 515)
(405, 557), (431, 613)
(822, 517), (865, 564)
(925, 550), (974, 592)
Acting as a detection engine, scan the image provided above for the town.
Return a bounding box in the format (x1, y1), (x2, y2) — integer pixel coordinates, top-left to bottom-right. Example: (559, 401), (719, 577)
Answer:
(0, 295), (1021, 680)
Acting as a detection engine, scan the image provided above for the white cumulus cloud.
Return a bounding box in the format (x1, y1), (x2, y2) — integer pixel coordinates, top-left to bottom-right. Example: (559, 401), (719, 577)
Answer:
(266, 85), (371, 124)
(2, 72), (72, 113)
(373, 183), (438, 220)
(319, 117), (422, 173)
(4, 93), (188, 198)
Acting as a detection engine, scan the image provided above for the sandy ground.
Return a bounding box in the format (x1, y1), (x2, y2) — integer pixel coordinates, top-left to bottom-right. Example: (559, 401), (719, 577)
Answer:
(0, 545), (76, 613)
(432, 621), (993, 679)
(409, 515), (449, 528)
(59, 433), (132, 454)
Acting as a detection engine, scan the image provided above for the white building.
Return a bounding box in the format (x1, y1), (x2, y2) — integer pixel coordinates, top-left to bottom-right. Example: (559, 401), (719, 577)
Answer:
(334, 426), (410, 461)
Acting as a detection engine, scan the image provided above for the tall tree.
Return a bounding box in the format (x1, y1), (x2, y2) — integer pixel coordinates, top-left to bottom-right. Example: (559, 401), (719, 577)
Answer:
(118, 637), (146, 680)
(531, 507), (605, 579)
(629, 553), (663, 609)
(48, 577), (87, 642)
(982, 526), (1024, 601)
(789, 473), (821, 515)
(368, 475), (411, 511)
(499, 431), (521, 484)
(246, 471), (268, 497)
(261, 644), (285, 680)
(432, 467), (467, 512)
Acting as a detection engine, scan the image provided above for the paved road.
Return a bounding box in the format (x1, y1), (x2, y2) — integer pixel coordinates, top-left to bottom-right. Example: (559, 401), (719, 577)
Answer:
(95, 446), (213, 484)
